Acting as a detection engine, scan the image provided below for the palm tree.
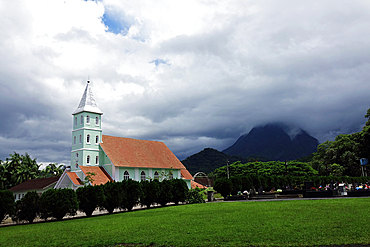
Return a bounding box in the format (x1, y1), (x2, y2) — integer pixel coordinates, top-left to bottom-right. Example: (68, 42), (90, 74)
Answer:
(0, 161), (10, 190)
(41, 163), (64, 177)
(5, 152), (40, 188)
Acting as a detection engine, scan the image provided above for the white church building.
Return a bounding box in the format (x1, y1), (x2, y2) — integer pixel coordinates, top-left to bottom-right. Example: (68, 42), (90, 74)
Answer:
(55, 81), (193, 189)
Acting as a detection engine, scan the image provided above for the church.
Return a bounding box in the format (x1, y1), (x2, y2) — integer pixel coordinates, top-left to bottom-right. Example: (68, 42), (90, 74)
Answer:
(54, 81), (193, 190)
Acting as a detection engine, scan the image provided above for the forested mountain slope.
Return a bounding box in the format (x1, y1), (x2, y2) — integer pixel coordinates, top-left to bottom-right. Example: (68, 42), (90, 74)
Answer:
(223, 123), (318, 160)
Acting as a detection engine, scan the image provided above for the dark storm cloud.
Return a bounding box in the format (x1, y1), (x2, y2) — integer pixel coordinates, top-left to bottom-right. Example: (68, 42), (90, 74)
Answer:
(1, 0), (370, 163)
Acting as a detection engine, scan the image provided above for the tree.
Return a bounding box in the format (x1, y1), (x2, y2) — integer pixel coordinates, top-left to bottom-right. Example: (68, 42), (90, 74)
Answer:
(76, 185), (105, 217)
(214, 177), (233, 198)
(0, 162), (10, 190)
(330, 163), (345, 177)
(170, 179), (188, 205)
(39, 189), (55, 220)
(39, 163), (64, 178)
(311, 134), (361, 176)
(119, 180), (128, 210)
(213, 160), (318, 179)
(0, 152), (40, 190)
(12, 153), (39, 185)
(156, 179), (173, 207)
(0, 190), (14, 222)
(39, 189), (78, 221)
(365, 108), (370, 126)
(14, 191), (40, 223)
(84, 172), (96, 185)
(187, 188), (205, 204)
(140, 180), (159, 208)
(102, 181), (122, 214)
(126, 179), (141, 211)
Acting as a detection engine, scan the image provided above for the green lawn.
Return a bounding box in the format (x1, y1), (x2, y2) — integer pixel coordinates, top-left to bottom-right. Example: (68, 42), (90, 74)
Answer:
(1, 198), (370, 246)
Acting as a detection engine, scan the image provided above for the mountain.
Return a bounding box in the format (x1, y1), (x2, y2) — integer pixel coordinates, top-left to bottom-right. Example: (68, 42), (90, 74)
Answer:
(181, 148), (266, 175)
(222, 123), (318, 161)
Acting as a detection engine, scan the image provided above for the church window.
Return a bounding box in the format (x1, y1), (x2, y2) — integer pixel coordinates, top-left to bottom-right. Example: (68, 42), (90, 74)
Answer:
(96, 117), (99, 125)
(79, 135), (82, 144)
(141, 171), (146, 181)
(87, 134), (90, 143)
(87, 155), (90, 164)
(80, 116), (83, 125)
(87, 115), (90, 124)
(154, 171), (159, 180)
(95, 156), (99, 165)
(74, 136), (76, 145)
(124, 171), (129, 180)
(96, 135), (99, 144)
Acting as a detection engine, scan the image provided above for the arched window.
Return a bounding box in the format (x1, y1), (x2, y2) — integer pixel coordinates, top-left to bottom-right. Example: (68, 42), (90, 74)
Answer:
(154, 171), (159, 180)
(124, 171), (129, 180)
(87, 134), (90, 143)
(141, 171), (146, 181)
(74, 117), (77, 126)
(86, 115), (90, 124)
(74, 136), (76, 145)
(96, 117), (99, 125)
(75, 163), (78, 169)
(80, 115), (83, 125)
(96, 135), (99, 144)
(79, 135), (82, 144)
(87, 155), (90, 164)
(95, 156), (99, 165)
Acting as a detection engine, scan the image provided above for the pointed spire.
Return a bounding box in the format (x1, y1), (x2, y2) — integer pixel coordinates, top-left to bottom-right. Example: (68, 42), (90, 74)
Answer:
(72, 81), (103, 115)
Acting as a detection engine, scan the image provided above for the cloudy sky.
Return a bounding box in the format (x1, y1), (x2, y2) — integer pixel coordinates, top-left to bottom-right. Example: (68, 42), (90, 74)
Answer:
(1, 0), (370, 166)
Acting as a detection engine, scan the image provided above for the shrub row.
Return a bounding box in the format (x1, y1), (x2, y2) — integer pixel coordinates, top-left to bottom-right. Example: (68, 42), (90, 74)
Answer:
(214, 175), (370, 198)
(1, 178), (203, 224)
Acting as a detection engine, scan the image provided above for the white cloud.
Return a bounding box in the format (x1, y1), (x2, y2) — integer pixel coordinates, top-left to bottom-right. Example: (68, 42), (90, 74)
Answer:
(1, 0), (370, 163)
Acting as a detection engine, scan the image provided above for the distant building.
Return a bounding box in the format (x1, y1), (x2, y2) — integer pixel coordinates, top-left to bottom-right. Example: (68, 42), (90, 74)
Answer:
(9, 176), (60, 201)
(55, 81), (193, 189)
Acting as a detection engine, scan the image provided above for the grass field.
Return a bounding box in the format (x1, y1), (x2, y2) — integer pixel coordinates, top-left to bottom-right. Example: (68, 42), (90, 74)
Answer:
(1, 198), (370, 246)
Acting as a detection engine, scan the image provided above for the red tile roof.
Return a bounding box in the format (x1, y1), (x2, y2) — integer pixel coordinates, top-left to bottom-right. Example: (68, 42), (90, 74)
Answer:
(9, 176), (60, 192)
(191, 180), (208, 189)
(100, 135), (187, 170)
(194, 177), (214, 187)
(79, 166), (113, 186)
(181, 169), (193, 180)
(66, 172), (84, 186)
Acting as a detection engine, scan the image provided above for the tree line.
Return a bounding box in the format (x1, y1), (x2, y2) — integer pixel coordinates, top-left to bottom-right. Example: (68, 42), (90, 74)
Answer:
(308, 108), (370, 177)
(0, 178), (204, 224)
(0, 152), (64, 190)
(213, 174), (368, 198)
(212, 108), (370, 196)
(211, 160), (318, 179)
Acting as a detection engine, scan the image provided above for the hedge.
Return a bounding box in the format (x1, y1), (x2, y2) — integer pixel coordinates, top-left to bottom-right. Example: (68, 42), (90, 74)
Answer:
(4, 178), (193, 224)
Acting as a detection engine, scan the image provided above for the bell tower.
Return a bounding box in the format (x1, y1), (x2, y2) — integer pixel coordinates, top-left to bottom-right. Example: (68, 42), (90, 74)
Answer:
(71, 81), (103, 172)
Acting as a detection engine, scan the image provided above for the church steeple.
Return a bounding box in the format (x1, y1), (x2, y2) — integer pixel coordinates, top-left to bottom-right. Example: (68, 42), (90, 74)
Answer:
(72, 81), (103, 115)
(70, 81), (103, 172)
